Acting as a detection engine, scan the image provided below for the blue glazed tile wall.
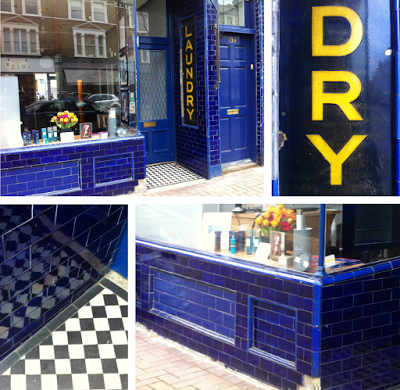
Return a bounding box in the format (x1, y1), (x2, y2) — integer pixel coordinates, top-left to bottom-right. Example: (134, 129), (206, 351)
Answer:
(152, 269), (236, 340)
(0, 205), (127, 362)
(136, 239), (316, 390)
(320, 261), (400, 390)
(172, 0), (264, 178)
(206, 0), (221, 170)
(255, 0), (264, 166)
(94, 153), (133, 186)
(1, 137), (145, 196)
(253, 299), (296, 364)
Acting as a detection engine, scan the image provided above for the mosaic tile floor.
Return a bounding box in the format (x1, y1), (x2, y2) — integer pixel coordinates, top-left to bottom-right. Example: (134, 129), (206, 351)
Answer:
(0, 284), (128, 390)
(146, 162), (203, 189)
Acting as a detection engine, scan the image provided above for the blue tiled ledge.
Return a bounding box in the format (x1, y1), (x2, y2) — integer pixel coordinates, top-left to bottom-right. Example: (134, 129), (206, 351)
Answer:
(1, 136), (145, 196)
(136, 238), (317, 287)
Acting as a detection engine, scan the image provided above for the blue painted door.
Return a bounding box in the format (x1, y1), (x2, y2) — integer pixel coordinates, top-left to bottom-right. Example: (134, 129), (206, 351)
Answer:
(219, 34), (252, 163)
(138, 45), (174, 164)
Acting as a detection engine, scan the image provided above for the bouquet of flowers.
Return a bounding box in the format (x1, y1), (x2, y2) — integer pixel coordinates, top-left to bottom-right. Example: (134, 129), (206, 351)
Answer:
(50, 111), (78, 129)
(255, 205), (297, 236)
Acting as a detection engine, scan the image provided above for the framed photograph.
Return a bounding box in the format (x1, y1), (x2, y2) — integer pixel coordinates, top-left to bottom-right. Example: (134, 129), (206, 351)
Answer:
(119, 55), (128, 86)
(270, 231), (285, 261)
(79, 123), (92, 139)
(121, 92), (129, 124)
(97, 114), (109, 129)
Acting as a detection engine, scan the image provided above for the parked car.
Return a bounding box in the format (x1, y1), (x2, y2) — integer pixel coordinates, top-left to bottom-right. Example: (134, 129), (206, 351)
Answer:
(24, 98), (109, 135)
(87, 94), (120, 110)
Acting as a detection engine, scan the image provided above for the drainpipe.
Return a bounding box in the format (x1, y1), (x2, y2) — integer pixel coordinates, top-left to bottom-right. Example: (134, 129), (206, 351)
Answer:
(272, 0), (279, 195)
(209, 0), (221, 90)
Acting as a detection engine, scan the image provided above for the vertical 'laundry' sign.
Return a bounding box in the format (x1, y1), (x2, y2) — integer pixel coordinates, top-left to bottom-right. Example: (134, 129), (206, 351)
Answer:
(182, 16), (197, 127)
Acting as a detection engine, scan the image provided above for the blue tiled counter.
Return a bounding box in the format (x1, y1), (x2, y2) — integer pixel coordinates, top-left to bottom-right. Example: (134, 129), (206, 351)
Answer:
(0, 136), (145, 196)
(136, 239), (400, 390)
(0, 205), (127, 362)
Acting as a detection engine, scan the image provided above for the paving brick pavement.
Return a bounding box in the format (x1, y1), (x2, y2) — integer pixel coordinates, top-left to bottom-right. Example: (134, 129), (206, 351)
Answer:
(136, 324), (277, 390)
(130, 167), (265, 197)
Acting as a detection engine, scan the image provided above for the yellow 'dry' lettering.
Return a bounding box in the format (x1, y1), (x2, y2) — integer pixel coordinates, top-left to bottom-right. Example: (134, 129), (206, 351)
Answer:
(307, 134), (366, 185)
(312, 71), (363, 121)
(312, 6), (363, 56)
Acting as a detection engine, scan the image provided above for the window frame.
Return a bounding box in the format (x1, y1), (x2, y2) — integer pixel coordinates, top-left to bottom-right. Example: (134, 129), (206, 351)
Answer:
(73, 27), (107, 58)
(91, 0), (108, 23)
(1, 0), (14, 13)
(1, 22), (39, 55)
(68, 0), (85, 20)
(22, 0), (41, 16)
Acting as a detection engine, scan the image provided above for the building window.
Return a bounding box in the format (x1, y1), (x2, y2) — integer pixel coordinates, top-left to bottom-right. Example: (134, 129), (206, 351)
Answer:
(92, 1), (107, 23)
(73, 28), (106, 58)
(1, 0), (14, 13)
(1, 25), (39, 55)
(69, 0), (85, 20)
(137, 12), (149, 34)
(23, 0), (40, 15)
(218, 0), (245, 27)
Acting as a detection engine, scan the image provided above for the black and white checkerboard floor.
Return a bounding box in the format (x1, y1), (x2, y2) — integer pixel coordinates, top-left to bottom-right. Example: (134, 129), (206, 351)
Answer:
(0, 285), (128, 390)
(146, 162), (203, 189)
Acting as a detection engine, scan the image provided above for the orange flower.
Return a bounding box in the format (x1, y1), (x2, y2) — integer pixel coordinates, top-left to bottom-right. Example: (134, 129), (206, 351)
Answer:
(255, 216), (264, 225)
(262, 219), (270, 227)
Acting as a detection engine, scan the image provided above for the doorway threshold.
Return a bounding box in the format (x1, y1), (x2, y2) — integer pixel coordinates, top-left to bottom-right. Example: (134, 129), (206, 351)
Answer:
(221, 159), (258, 174)
(146, 162), (203, 190)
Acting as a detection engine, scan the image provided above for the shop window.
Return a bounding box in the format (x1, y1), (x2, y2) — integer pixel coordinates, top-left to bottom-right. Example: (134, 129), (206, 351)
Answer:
(1, 25), (39, 55)
(91, 1), (107, 23)
(218, 0), (245, 26)
(69, 0), (85, 20)
(22, 0), (40, 15)
(1, 0), (14, 13)
(73, 29), (106, 58)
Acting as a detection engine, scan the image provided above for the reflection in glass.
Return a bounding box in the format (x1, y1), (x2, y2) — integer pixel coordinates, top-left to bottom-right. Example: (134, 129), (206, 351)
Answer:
(0, 0), (138, 139)
(136, 0), (167, 38)
(218, 0), (245, 26)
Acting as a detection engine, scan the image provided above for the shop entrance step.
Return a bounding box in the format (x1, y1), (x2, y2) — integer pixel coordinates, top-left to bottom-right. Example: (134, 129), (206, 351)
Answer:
(146, 162), (203, 190)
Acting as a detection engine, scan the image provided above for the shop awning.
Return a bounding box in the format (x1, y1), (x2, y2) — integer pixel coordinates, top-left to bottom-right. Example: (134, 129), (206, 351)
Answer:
(64, 68), (118, 85)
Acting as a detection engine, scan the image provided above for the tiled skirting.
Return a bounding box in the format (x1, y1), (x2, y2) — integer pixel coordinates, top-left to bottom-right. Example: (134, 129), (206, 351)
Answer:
(0, 278), (128, 390)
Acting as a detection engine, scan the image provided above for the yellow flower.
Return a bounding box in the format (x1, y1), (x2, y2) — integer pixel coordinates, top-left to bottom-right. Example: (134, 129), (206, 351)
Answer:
(262, 219), (270, 227)
(264, 212), (271, 219)
(50, 117), (55, 122)
(255, 216), (264, 225)
(271, 220), (279, 228)
(287, 218), (293, 224)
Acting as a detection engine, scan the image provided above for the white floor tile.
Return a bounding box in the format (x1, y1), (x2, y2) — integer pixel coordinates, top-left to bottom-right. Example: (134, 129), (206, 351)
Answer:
(72, 373), (90, 390)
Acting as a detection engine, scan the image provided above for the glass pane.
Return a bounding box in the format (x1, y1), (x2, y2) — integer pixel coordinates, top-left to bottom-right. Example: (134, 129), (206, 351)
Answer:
(93, 2), (105, 22)
(3, 29), (11, 52)
(30, 31), (37, 54)
(85, 34), (95, 56)
(1, 0), (12, 12)
(25, 0), (38, 14)
(136, 0), (167, 38)
(71, 0), (82, 19)
(138, 49), (167, 121)
(218, 0), (245, 26)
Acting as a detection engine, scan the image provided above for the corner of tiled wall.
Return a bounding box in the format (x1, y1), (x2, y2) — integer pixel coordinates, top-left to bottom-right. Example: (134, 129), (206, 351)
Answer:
(0, 205), (127, 362)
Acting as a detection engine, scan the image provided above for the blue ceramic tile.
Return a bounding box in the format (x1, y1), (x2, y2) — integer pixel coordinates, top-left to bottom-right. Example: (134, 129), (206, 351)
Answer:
(4, 207), (56, 261)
